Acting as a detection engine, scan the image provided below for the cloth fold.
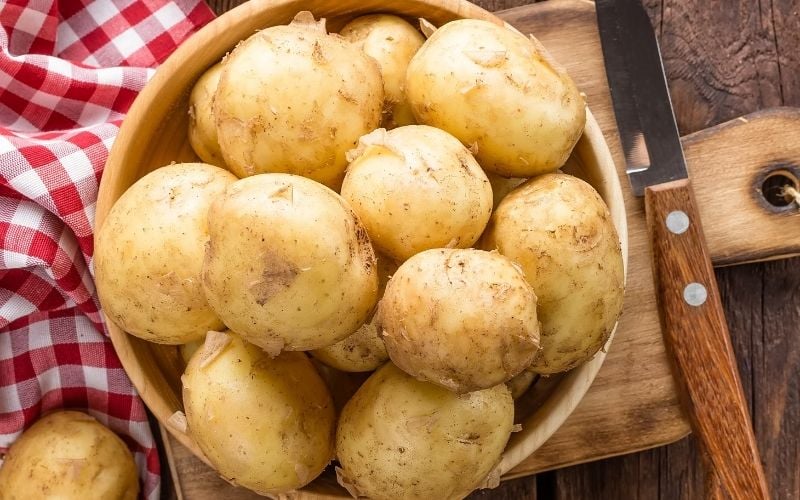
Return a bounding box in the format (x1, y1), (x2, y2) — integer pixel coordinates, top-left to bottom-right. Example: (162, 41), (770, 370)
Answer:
(0, 1), (215, 497)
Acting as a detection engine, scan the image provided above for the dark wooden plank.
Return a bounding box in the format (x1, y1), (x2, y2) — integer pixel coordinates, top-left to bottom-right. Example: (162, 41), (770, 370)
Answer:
(474, 0), (541, 11)
(772, 1), (800, 105)
(553, 436), (716, 500)
(208, 0), (247, 16)
(642, 0), (662, 31)
(719, 258), (800, 500)
(759, 7), (800, 496)
(470, 476), (538, 499)
(659, 1), (782, 134)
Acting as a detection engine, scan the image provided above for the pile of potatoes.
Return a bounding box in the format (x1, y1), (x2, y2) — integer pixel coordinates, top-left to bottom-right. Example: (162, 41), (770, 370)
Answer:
(95, 11), (624, 499)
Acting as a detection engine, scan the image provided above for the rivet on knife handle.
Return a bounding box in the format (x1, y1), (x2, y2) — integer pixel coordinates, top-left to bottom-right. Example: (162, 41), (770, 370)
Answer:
(645, 178), (769, 499)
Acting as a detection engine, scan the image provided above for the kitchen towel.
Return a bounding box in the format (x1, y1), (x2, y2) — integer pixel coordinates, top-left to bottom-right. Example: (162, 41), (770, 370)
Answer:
(0, 0), (215, 497)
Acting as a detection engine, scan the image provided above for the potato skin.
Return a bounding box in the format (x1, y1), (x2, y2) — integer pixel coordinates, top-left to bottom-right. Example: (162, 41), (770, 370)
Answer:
(215, 15), (383, 189)
(481, 173), (624, 374)
(336, 363), (514, 500)
(341, 126), (493, 262)
(486, 171), (526, 210)
(188, 63), (225, 167)
(378, 248), (540, 393)
(183, 331), (335, 494)
(179, 337), (204, 365)
(310, 358), (370, 412)
(0, 411), (138, 500)
(311, 254), (397, 372)
(95, 163), (235, 344)
(506, 370), (536, 400)
(201, 174), (378, 355)
(309, 319), (387, 372)
(340, 14), (424, 128)
(406, 19), (586, 177)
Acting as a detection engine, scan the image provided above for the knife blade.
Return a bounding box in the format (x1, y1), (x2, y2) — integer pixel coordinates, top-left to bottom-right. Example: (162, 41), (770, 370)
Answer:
(596, 1), (770, 499)
(596, 0), (686, 195)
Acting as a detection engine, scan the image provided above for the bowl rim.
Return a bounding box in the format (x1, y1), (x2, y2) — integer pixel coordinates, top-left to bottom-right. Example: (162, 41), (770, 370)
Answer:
(97, 0), (629, 492)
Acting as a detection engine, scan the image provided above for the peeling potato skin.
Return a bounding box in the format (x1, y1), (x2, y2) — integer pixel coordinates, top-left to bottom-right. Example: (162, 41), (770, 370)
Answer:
(201, 174), (379, 353)
(183, 331), (336, 494)
(311, 254), (396, 372)
(94, 163), (235, 344)
(406, 19), (586, 177)
(188, 63), (226, 168)
(215, 22), (384, 189)
(341, 126), (493, 262)
(336, 363), (514, 500)
(0, 411), (139, 500)
(481, 173), (624, 374)
(379, 248), (540, 393)
(340, 14), (424, 129)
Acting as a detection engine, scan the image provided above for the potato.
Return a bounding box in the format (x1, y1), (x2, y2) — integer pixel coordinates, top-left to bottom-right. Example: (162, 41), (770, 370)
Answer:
(341, 126), (492, 262)
(506, 371), (536, 400)
(406, 19), (586, 177)
(486, 171), (526, 210)
(179, 337), (204, 365)
(336, 363), (514, 500)
(201, 173), (378, 355)
(215, 12), (383, 189)
(310, 254), (397, 372)
(0, 411), (138, 499)
(95, 163), (235, 344)
(340, 14), (424, 128)
(310, 358), (370, 412)
(481, 173), (624, 374)
(188, 63), (225, 167)
(309, 319), (386, 373)
(183, 331), (335, 494)
(378, 248), (540, 393)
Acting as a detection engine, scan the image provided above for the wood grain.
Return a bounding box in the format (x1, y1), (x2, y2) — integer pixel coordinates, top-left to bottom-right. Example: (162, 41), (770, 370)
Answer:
(679, 107), (800, 265)
(660, 2), (783, 134)
(207, 0), (246, 15)
(647, 3), (799, 500)
(645, 178), (768, 499)
(772, 1), (800, 105)
(749, 259), (800, 499)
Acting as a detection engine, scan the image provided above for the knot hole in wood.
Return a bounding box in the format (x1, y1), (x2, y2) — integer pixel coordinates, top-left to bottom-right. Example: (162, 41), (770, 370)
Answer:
(756, 164), (799, 212)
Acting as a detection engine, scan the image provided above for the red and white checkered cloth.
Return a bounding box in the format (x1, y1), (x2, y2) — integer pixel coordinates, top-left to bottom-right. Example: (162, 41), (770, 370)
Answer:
(0, 1), (215, 497)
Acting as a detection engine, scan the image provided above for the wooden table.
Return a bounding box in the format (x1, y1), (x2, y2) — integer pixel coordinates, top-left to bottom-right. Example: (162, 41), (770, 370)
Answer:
(194, 1), (800, 498)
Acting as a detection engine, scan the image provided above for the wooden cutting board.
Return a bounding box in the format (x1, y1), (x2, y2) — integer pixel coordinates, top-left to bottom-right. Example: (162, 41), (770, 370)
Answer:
(163, 1), (800, 497)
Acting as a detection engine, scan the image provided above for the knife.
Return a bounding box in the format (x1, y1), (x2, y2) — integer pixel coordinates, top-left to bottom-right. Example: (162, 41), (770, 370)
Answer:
(595, 1), (770, 498)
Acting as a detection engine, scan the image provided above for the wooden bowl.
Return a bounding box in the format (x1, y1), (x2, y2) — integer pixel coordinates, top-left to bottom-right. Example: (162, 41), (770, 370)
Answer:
(97, 0), (628, 496)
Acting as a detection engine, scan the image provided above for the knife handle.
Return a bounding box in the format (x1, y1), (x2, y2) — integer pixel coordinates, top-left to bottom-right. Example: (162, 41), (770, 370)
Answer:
(644, 178), (769, 500)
